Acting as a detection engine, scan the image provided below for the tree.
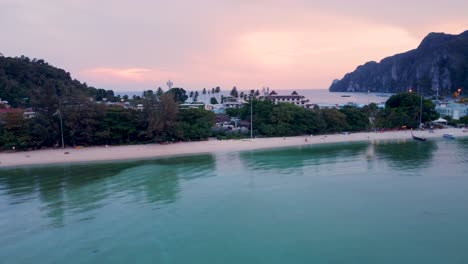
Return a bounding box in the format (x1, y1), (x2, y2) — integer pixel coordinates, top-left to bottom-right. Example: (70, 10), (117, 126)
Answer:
(146, 93), (179, 141)
(321, 109), (349, 132)
(156, 87), (164, 97)
(459, 116), (468, 125)
(225, 108), (240, 117)
(0, 109), (31, 150)
(384, 92), (439, 128)
(194, 91), (199, 102)
(94, 107), (139, 145)
(202, 88), (207, 102)
(174, 108), (215, 141)
(210, 97), (218, 104)
(340, 106), (370, 131)
(62, 103), (105, 146)
(167, 88), (188, 104)
(230, 86), (239, 98)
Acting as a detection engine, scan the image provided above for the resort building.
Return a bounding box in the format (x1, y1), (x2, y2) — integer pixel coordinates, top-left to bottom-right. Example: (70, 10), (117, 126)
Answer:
(222, 97), (245, 109)
(0, 99), (10, 109)
(180, 103), (205, 110)
(265, 91), (310, 108)
(435, 102), (468, 120)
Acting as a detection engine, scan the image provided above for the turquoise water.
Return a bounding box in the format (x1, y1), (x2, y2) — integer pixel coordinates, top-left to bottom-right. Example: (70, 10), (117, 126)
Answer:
(1, 139), (467, 263)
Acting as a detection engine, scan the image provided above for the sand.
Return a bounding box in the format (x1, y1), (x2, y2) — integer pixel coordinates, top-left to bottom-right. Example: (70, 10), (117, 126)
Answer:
(0, 128), (466, 168)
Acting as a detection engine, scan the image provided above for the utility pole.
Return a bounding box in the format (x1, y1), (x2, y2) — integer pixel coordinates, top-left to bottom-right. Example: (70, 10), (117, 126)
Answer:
(419, 92), (423, 128)
(54, 109), (65, 148)
(59, 110), (65, 148)
(367, 90), (370, 105)
(250, 95), (253, 139)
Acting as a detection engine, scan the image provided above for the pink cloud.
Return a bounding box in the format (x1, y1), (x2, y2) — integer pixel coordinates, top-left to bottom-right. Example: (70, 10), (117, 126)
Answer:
(81, 67), (176, 86)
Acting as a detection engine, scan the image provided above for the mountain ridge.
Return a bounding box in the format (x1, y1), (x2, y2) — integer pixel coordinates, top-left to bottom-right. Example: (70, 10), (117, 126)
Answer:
(329, 30), (468, 94)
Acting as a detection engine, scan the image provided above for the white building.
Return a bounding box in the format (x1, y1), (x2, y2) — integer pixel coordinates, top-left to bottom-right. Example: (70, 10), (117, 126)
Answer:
(222, 97), (245, 109)
(265, 91), (310, 108)
(435, 102), (468, 120)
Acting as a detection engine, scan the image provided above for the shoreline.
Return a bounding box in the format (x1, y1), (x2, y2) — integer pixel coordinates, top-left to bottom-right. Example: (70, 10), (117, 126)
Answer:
(0, 128), (466, 168)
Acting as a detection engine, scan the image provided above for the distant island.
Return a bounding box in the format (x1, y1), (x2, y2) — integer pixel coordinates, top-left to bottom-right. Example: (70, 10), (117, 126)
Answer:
(330, 30), (468, 94)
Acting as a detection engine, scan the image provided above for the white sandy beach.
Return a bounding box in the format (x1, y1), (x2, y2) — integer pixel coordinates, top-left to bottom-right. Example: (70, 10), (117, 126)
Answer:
(0, 128), (466, 167)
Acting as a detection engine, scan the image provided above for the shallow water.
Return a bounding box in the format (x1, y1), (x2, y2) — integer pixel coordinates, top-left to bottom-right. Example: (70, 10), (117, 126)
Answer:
(1, 138), (467, 263)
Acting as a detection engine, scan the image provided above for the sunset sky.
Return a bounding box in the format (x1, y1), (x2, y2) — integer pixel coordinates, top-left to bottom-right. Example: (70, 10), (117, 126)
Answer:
(1, 0), (467, 91)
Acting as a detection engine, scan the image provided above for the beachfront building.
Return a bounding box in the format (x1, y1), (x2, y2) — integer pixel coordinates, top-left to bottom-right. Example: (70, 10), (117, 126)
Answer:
(312, 103), (340, 109)
(265, 91), (311, 108)
(222, 97), (245, 109)
(435, 102), (468, 120)
(0, 99), (10, 109)
(180, 102), (205, 109)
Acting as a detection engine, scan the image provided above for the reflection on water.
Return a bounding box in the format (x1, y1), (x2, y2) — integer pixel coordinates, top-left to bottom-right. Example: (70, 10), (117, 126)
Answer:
(0, 140), (467, 264)
(240, 143), (369, 175)
(0, 154), (216, 228)
(373, 139), (437, 170)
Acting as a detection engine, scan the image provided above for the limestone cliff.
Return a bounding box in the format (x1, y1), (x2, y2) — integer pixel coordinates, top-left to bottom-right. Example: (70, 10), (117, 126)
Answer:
(329, 31), (468, 95)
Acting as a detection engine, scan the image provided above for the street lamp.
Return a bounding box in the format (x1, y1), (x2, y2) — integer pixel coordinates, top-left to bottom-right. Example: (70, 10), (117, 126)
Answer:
(54, 110), (65, 149)
(250, 95), (253, 139)
(419, 92), (423, 128)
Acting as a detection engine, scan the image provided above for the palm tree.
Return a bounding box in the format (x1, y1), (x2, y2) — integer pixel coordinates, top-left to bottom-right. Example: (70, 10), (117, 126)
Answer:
(202, 88), (207, 103)
(189, 91), (194, 102)
(215, 86), (221, 101)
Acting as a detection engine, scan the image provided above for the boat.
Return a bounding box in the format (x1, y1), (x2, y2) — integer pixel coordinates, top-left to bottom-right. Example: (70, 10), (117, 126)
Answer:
(443, 133), (455, 139)
(411, 129), (426, 141)
(412, 135), (427, 141)
(341, 95), (351, 97)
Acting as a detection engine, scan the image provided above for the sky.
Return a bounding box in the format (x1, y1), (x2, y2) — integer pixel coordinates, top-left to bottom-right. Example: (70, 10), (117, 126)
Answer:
(1, 0), (467, 92)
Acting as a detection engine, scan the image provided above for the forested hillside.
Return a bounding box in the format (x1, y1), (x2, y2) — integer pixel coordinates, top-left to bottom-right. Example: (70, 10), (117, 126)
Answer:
(0, 56), (115, 107)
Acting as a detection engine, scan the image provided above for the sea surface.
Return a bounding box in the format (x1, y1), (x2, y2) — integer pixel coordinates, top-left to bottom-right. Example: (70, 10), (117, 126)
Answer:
(118, 89), (392, 105)
(1, 138), (467, 263)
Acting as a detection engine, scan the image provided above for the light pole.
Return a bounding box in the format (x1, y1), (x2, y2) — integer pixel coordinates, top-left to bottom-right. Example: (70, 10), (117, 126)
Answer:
(54, 110), (65, 148)
(367, 90), (370, 105)
(250, 95), (253, 139)
(419, 92), (423, 128)
(59, 110), (65, 149)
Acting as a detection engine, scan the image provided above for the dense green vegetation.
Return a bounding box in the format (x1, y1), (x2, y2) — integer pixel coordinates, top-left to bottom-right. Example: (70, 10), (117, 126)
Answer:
(375, 92), (439, 129)
(227, 92), (441, 138)
(0, 57), (214, 150)
(0, 56), (118, 107)
(0, 56), (447, 151)
(234, 99), (370, 137)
